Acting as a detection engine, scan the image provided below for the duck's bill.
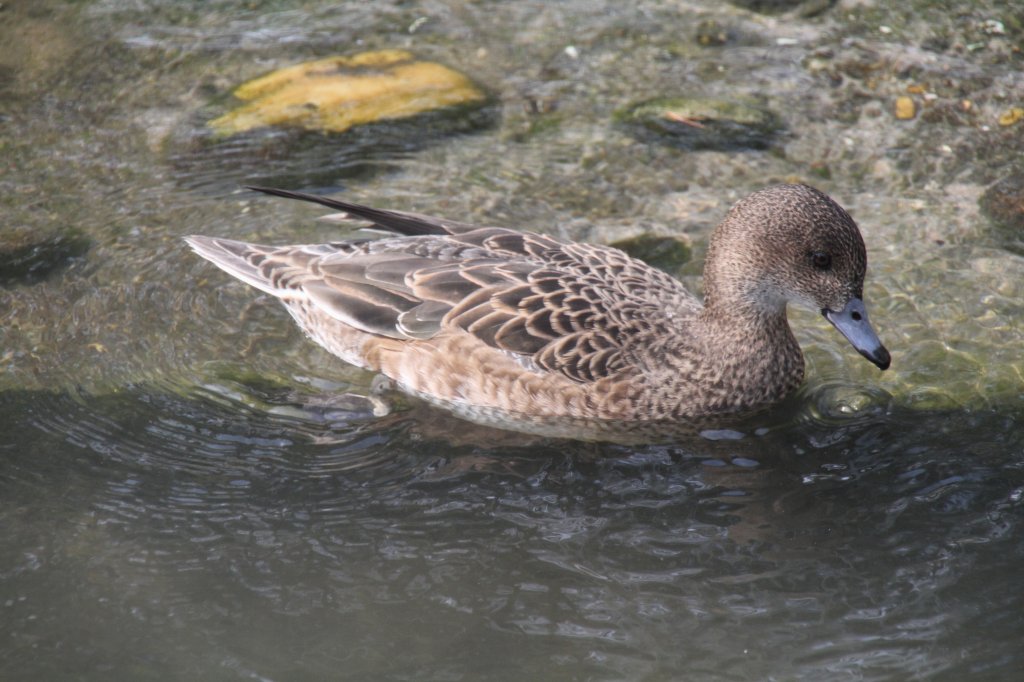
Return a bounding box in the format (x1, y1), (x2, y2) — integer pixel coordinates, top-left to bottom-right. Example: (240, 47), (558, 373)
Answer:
(823, 298), (891, 370)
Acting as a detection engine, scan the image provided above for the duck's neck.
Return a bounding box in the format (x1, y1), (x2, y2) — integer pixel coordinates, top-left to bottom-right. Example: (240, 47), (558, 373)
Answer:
(699, 247), (799, 360)
(686, 299), (805, 416)
(700, 300), (801, 357)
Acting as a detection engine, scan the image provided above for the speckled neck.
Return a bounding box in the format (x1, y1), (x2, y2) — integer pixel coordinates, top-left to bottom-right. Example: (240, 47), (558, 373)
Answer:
(696, 304), (805, 414)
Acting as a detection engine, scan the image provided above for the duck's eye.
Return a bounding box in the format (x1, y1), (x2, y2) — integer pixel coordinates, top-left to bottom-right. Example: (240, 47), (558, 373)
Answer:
(810, 251), (832, 270)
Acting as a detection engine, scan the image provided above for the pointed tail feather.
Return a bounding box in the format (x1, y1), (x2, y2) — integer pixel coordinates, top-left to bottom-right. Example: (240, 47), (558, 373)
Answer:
(245, 185), (476, 237)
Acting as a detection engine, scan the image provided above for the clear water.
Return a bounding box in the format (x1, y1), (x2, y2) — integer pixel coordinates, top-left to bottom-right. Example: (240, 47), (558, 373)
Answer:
(2, 1), (1023, 680)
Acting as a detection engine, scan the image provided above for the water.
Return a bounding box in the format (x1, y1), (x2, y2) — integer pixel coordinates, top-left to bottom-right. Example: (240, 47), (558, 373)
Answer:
(2, 0), (1023, 679)
(3, 386), (1022, 679)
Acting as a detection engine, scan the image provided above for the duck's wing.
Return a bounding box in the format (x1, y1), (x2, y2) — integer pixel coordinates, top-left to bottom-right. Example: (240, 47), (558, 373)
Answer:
(188, 199), (698, 385)
(419, 231), (700, 383)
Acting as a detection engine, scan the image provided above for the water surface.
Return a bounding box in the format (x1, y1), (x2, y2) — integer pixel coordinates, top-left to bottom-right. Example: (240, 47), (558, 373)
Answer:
(2, 0), (1023, 679)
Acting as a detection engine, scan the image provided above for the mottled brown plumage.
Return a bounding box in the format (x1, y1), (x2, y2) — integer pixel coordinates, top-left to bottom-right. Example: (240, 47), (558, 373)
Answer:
(186, 184), (889, 440)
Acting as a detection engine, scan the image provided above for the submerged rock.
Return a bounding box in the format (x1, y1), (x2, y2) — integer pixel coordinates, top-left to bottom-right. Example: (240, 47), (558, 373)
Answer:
(695, 20), (730, 47)
(167, 50), (494, 192)
(728, 0), (833, 17)
(0, 229), (90, 286)
(208, 50), (488, 137)
(894, 96), (916, 120)
(616, 96), (781, 151)
(980, 173), (1024, 254)
(609, 233), (691, 275)
(998, 107), (1024, 127)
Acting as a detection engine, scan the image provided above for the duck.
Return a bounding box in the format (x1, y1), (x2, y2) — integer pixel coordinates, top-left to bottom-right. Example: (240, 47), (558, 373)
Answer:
(185, 184), (890, 441)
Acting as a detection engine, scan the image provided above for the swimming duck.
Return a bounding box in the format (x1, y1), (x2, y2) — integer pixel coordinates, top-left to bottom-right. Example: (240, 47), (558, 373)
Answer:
(186, 184), (889, 440)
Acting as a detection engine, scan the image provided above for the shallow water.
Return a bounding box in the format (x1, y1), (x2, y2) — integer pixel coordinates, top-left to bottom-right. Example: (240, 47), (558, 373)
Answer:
(2, 0), (1023, 679)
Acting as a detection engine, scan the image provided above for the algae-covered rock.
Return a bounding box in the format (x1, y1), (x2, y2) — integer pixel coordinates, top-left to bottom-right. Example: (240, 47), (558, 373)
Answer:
(980, 173), (1024, 255)
(609, 233), (692, 275)
(209, 49), (488, 137)
(167, 50), (494, 192)
(728, 0), (833, 17)
(616, 96), (781, 151)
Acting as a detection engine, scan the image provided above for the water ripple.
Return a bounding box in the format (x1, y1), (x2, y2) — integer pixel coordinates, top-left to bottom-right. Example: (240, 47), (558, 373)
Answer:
(3, 387), (1024, 681)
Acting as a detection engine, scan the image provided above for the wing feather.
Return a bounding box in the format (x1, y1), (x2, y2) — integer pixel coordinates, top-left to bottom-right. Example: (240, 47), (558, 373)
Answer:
(188, 193), (701, 385)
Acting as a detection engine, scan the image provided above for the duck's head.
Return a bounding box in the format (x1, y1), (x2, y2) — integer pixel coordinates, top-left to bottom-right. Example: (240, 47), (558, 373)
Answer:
(704, 184), (891, 370)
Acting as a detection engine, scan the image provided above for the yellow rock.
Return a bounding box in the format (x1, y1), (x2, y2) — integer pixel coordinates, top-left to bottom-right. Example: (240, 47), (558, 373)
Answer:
(998, 107), (1024, 127)
(894, 96), (916, 120)
(209, 49), (487, 137)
